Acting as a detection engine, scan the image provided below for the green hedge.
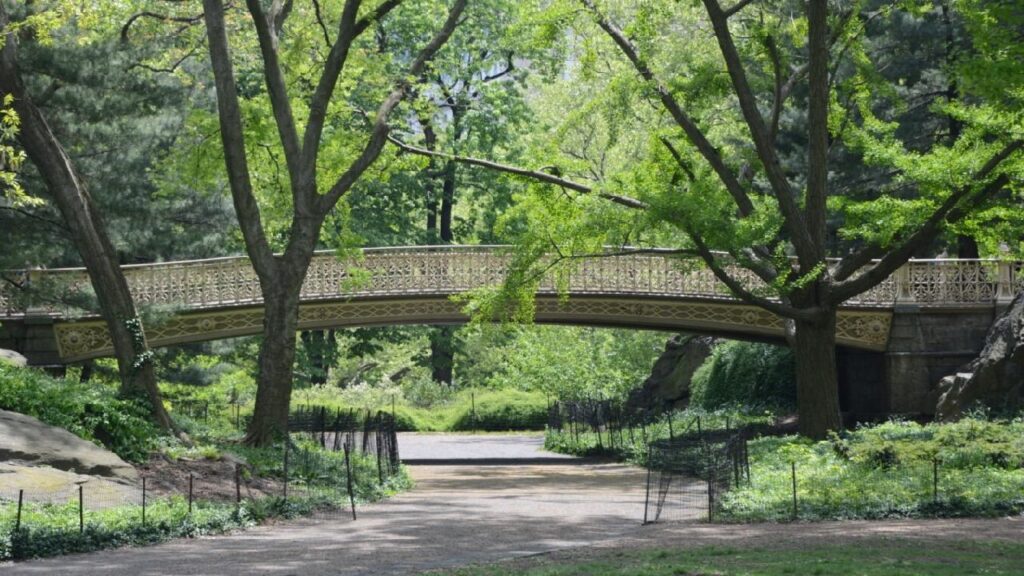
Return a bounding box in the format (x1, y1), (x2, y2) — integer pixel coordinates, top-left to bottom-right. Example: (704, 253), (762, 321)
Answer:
(690, 341), (795, 410)
(0, 365), (158, 463)
(290, 389), (551, 432)
(449, 390), (549, 431)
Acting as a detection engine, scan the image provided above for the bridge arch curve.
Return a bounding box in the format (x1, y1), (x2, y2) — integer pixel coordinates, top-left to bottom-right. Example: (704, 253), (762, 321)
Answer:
(3, 245), (1018, 365)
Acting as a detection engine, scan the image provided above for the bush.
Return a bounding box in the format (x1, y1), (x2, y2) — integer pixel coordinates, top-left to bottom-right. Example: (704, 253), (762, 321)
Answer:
(449, 389), (549, 431)
(289, 387), (550, 432)
(690, 341), (795, 410)
(0, 364), (158, 463)
(718, 417), (1024, 521)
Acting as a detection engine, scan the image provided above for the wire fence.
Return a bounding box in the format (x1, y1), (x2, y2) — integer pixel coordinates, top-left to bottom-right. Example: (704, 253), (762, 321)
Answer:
(0, 410), (401, 561)
(641, 426), (1024, 524)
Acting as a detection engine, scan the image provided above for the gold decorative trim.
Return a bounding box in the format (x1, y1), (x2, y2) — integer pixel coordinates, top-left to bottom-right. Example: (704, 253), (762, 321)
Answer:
(52, 296), (892, 361)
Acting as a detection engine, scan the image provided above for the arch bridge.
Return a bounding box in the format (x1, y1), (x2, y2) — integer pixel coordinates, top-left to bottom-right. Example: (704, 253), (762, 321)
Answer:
(2, 246), (1020, 416)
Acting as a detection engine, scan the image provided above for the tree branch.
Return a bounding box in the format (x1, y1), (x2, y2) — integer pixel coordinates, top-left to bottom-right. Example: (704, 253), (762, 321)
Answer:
(700, 0), (815, 265)
(579, 0), (755, 218)
(388, 135), (650, 210)
(689, 231), (818, 321)
(201, 0), (276, 279)
(723, 0), (756, 19)
(319, 0), (468, 211)
(121, 10), (204, 43)
(832, 140), (1024, 302)
(244, 0), (304, 204)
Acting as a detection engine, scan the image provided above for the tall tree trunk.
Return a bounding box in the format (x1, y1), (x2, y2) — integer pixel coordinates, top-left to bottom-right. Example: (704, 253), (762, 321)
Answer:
(792, 308), (842, 439)
(245, 275), (303, 445)
(0, 16), (174, 430)
(300, 329), (336, 385)
(421, 116), (458, 385)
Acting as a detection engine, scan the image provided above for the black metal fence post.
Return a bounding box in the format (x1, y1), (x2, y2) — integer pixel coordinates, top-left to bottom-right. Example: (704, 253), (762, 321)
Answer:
(283, 441), (290, 501)
(235, 465), (241, 516)
(343, 443), (357, 521)
(15, 489), (23, 533)
(642, 445), (653, 525)
(707, 469), (715, 523)
(932, 458), (939, 504)
(790, 462), (798, 520)
(78, 485), (84, 534)
(142, 475), (148, 524)
(188, 473), (194, 515)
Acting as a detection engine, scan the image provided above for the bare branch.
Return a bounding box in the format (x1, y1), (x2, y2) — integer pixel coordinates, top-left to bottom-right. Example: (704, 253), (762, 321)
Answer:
(302, 0), (406, 184)
(311, 0), (332, 46)
(388, 135), (650, 210)
(700, 0), (815, 265)
(201, 0), (275, 277)
(121, 10), (204, 43)
(723, 0), (756, 19)
(244, 0), (304, 202)
(689, 231), (818, 321)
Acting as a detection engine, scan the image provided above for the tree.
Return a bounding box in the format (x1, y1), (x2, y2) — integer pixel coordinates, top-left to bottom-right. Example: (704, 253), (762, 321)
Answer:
(0, 3), (175, 430)
(391, 0), (1024, 438)
(202, 0), (468, 445)
(413, 2), (526, 385)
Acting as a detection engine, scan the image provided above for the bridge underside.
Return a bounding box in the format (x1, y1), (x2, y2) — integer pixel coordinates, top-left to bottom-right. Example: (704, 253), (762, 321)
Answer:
(1, 295), (894, 364)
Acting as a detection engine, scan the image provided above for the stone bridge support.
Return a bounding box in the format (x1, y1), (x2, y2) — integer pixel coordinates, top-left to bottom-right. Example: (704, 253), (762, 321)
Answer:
(837, 307), (996, 419)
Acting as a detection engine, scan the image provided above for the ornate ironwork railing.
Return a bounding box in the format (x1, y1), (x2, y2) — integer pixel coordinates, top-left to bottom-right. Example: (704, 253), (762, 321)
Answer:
(2, 246), (1022, 319)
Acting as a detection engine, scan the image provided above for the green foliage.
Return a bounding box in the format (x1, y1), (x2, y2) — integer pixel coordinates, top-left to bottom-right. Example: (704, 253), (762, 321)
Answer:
(292, 386), (551, 432)
(0, 492), (349, 561)
(0, 365), (158, 463)
(449, 389), (549, 431)
(544, 408), (774, 464)
(719, 418), (1024, 521)
(690, 342), (796, 410)
(227, 439), (412, 503)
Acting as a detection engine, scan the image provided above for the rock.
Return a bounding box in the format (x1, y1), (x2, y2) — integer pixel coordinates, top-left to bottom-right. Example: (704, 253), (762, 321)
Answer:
(935, 292), (1024, 419)
(0, 463), (140, 507)
(0, 408), (139, 485)
(0, 348), (27, 367)
(626, 335), (715, 412)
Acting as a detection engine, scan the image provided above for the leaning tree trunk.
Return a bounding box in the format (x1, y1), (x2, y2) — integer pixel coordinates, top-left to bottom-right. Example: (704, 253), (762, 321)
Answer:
(792, 308), (842, 439)
(0, 21), (174, 430)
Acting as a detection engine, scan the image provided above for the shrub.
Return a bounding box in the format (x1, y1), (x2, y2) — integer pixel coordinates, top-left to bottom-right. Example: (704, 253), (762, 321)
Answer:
(449, 389), (549, 431)
(718, 417), (1024, 521)
(690, 341), (795, 410)
(0, 365), (158, 463)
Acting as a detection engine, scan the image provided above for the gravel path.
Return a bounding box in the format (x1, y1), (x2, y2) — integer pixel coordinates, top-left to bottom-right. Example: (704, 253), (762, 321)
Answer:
(5, 434), (1020, 576)
(398, 433), (574, 462)
(2, 461), (650, 576)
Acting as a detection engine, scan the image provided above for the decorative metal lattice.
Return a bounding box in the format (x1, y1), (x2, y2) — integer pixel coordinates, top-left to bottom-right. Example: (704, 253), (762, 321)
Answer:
(3, 247), (1020, 317)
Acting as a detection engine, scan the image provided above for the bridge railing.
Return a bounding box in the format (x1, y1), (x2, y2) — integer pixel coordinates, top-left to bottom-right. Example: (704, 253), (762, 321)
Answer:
(2, 246), (1021, 318)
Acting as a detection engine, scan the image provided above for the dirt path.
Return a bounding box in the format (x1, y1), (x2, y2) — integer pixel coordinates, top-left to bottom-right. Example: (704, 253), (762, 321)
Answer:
(1, 462), (651, 576)
(4, 434), (1021, 576)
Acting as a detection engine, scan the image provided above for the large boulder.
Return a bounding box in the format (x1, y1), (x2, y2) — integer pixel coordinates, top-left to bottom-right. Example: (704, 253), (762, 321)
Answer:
(0, 408), (138, 485)
(627, 335), (715, 412)
(0, 348), (27, 367)
(935, 292), (1024, 419)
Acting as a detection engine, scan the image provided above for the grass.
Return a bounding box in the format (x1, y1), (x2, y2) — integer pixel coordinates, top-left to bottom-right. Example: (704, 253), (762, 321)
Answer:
(438, 539), (1024, 575)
